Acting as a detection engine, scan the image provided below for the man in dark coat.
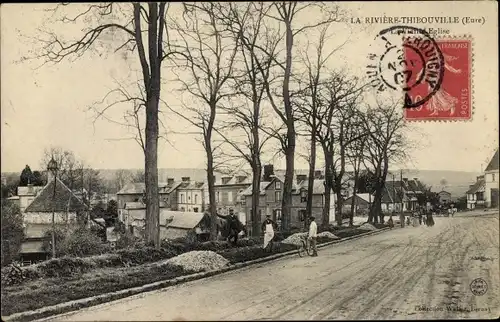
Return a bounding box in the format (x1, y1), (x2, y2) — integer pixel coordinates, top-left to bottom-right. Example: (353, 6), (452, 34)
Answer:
(227, 209), (241, 246)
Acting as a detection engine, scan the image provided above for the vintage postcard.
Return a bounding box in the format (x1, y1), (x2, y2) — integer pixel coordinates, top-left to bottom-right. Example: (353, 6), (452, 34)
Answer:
(1, 1), (498, 321)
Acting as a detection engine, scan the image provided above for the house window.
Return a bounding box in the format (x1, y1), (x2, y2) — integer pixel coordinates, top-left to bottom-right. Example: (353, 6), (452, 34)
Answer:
(275, 191), (282, 202)
(194, 207), (199, 213)
(493, 174), (496, 182)
(216, 192), (220, 203)
(228, 191), (233, 203)
(299, 209), (306, 221)
(275, 181), (282, 190)
(194, 194), (198, 204)
(180, 193), (185, 203)
(188, 195), (191, 201)
(300, 190), (307, 203)
(274, 209), (282, 223)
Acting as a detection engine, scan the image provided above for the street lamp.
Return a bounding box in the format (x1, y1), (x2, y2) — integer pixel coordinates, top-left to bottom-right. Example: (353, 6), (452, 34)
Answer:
(47, 158), (58, 259)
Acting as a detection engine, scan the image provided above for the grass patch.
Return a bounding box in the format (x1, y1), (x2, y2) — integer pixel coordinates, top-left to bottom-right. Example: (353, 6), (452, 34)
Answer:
(1, 262), (190, 316)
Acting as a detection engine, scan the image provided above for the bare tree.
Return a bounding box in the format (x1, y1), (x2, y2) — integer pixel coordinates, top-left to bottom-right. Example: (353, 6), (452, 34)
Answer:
(311, 72), (365, 228)
(114, 169), (132, 192)
(252, 2), (342, 231)
(167, 3), (239, 240)
(346, 111), (368, 226)
(28, 3), (183, 248)
(40, 146), (83, 191)
(361, 98), (410, 224)
(294, 22), (343, 224)
(211, 2), (285, 237)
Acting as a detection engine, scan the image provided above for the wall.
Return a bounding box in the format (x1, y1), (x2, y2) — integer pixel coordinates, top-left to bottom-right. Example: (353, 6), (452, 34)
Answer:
(215, 184), (250, 214)
(177, 189), (204, 212)
(24, 212), (78, 224)
(20, 196), (36, 213)
(484, 170), (499, 207)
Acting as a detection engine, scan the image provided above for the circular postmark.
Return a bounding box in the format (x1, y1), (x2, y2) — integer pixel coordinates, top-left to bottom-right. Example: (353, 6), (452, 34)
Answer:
(366, 25), (445, 108)
(470, 278), (488, 296)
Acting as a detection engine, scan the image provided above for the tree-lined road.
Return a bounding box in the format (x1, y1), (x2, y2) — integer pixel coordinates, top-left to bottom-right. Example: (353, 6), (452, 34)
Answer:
(40, 211), (499, 321)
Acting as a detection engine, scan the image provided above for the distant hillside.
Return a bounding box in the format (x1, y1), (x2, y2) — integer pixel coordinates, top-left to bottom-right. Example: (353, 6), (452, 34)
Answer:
(3, 168), (481, 198)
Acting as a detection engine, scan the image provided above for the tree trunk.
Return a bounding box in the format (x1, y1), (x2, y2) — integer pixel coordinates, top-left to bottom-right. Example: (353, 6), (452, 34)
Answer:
(349, 180), (358, 227)
(205, 136), (217, 240)
(144, 92), (160, 248)
(322, 151), (334, 229)
(251, 163), (262, 238)
(306, 131), (316, 229)
(282, 139), (295, 231)
(335, 177), (343, 227)
(280, 18), (295, 232)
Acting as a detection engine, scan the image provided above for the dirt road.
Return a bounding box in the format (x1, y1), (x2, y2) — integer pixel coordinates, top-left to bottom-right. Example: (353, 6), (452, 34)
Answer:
(41, 211), (499, 321)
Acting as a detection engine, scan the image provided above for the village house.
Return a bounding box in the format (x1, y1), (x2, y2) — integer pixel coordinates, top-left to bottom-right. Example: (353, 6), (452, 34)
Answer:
(214, 173), (251, 221)
(438, 190), (452, 205)
(20, 168), (88, 265)
(17, 184), (45, 212)
(381, 178), (426, 213)
(466, 175), (486, 210)
(120, 206), (210, 242)
(343, 193), (374, 216)
(116, 178), (181, 215)
(241, 173), (336, 234)
(177, 177), (208, 213)
(484, 149), (499, 208)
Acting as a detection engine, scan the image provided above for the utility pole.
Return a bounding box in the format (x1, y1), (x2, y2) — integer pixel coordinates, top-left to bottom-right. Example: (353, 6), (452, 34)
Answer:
(392, 173), (396, 212)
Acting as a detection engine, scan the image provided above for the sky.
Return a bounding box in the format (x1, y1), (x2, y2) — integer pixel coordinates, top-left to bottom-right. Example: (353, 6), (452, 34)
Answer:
(1, 2), (498, 174)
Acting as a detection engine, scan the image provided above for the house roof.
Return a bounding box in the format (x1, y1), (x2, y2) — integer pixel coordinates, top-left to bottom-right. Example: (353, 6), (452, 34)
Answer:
(466, 178), (486, 194)
(24, 178), (87, 213)
(438, 190), (451, 195)
(160, 210), (205, 229)
(356, 193), (374, 203)
(178, 181), (205, 190)
(216, 175), (252, 186)
(485, 149), (499, 172)
(117, 182), (181, 195)
(241, 181), (271, 196)
(17, 185), (44, 196)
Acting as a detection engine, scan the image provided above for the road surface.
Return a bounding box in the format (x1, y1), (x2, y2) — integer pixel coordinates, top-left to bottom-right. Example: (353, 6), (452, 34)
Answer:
(40, 211), (499, 321)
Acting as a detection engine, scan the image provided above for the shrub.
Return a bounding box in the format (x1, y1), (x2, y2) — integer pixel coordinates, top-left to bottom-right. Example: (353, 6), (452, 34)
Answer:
(115, 232), (141, 249)
(36, 257), (96, 278)
(115, 247), (178, 266)
(57, 228), (108, 257)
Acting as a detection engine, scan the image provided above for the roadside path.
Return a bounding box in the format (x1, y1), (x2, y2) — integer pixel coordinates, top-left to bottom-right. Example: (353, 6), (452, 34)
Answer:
(40, 211), (499, 321)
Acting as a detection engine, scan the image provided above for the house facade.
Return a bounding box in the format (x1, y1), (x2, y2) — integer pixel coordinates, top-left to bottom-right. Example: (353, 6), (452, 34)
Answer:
(116, 178), (181, 215)
(177, 177), (208, 213)
(466, 175), (486, 209)
(438, 190), (452, 205)
(21, 173), (88, 265)
(17, 184), (45, 212)
(381, 178), (426, 213)
(242, 175), (336, 234)
(214, 174), (252, 220)
(484, 149), (499, 208)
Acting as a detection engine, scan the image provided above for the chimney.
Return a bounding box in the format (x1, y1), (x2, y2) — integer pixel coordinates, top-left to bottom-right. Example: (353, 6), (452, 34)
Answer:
(27, 183), (34, 195)
(296, 174), (307, 183)
(314, 170), (322, 179)
(181, 177), (190, 183)
(221, 176), (232, 185)
(167, 178), (175, 185)
(263, 164), (274, 181)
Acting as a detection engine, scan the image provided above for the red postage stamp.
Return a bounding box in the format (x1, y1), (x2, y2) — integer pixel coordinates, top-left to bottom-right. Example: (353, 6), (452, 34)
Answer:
(403, 38), (472, 121)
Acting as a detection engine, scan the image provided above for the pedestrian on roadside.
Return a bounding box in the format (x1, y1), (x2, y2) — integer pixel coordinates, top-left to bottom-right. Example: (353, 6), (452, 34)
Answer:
(399, 212), (405, 228)
(308, 216), (318, 256)
(261, 214), (277, 252)
(388, 215), (394, 229)
(227, 209), (240, 246)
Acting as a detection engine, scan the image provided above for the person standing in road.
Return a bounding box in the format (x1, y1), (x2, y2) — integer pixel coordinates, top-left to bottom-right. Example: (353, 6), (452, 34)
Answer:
(261, 214), (277, 252)
(308, 216), (318, 256)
